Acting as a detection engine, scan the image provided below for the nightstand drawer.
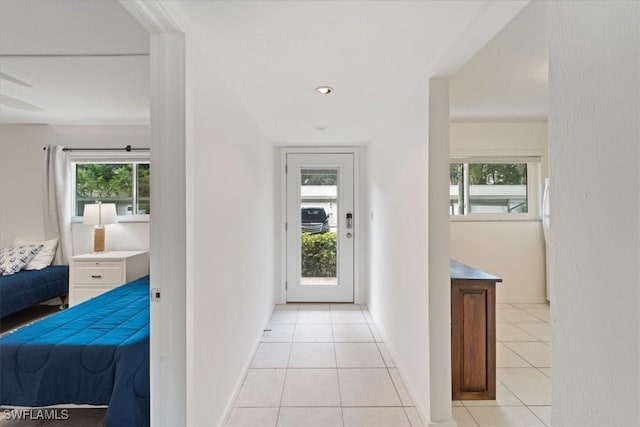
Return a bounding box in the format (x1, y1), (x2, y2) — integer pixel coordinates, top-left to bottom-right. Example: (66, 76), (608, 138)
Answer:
(69, 251), (149, 306)
(74, 265), (123, 285)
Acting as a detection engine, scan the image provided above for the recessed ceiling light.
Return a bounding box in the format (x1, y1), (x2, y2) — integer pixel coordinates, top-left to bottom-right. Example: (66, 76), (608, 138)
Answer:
(316, 125), (328, 131)
(315, 86), (333, 95)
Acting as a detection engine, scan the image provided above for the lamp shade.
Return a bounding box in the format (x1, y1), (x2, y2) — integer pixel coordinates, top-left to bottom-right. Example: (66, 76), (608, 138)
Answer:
(82, 203), (118, 226)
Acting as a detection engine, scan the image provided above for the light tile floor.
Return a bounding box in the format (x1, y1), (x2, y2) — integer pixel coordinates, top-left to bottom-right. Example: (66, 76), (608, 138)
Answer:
(227, 302), (551, 427)
(226, 304), (421, 427)
(454, 302), (551, 427)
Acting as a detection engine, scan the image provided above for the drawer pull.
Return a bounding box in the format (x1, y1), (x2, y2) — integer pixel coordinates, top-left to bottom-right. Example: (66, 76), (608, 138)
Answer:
(91, 275), (103, 279)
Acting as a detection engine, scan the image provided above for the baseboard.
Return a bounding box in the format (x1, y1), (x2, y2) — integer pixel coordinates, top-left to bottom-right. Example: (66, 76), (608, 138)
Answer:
(219, 315), (269, 425)
(428, 420), (457, 427)
(497, 296), (548, 304)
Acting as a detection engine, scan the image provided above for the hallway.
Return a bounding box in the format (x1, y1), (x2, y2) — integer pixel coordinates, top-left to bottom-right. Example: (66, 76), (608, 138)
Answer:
(226, 302), (551, 427)
(225, 304), (421, 426)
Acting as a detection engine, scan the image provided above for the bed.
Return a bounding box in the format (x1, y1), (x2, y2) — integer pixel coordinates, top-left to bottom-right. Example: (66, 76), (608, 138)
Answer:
(0, 275), (150, 427)
(0, 265), (69, 319)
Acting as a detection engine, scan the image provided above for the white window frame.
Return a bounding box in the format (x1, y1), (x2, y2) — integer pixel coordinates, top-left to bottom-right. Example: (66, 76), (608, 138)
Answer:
(70, 151), (150, 223)
(449, 156), (542, 222)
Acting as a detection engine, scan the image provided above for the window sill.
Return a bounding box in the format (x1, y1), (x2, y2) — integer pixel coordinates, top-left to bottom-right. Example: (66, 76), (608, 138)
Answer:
(450, 215), (541, 223)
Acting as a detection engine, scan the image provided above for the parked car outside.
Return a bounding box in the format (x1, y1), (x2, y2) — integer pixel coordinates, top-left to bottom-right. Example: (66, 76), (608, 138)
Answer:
(301, 207), (330, 233)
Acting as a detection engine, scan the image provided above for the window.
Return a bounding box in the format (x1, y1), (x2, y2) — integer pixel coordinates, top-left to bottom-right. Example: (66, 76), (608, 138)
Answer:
(71, 153), (150, 220)
(450, 158), (540, 219)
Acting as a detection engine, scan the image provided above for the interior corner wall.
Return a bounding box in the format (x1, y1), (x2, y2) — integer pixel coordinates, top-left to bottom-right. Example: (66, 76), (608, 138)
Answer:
(367, 80), (430, 419)
(549, 1), (639, 425)
(357, 144), (369, 303)
(449, 122), (549, 303)
(0, 124), (150, 250)
(185, 39), (275, 426)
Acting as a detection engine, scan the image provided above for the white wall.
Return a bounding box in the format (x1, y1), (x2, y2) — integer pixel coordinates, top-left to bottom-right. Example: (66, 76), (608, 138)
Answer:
(367, 80), (430, 420)
(71, 222), (149, 254)
(427, 78), (454, 426)
(148, 31), (187, 427)
(358, 145), (369, 303)
(185, 39), (275, 426)
(549, 1), (639, 425)
(0, 124), (150, 252)
(449, 122), (548, 303)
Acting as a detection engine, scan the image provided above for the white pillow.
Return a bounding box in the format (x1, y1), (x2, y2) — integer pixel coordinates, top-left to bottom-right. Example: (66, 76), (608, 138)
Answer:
(0, 245), (42, 275)
(13, 237), (59, 270)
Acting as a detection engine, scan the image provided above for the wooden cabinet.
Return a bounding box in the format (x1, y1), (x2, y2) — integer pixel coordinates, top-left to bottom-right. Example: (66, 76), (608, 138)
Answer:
(69, 251), (149, 306)
(451, 260), (502, 400)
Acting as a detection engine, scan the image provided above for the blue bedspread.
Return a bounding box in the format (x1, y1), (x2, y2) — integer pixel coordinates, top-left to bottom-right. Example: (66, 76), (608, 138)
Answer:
(0, 265), (69, 318)
(0, 276), (150, 427)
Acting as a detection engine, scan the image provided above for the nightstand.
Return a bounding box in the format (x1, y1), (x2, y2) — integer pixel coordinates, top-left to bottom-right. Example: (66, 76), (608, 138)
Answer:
(69, 251), (149, 306)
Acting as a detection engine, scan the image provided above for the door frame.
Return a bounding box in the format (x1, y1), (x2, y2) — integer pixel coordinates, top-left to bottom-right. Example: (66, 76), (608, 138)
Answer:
(279, 147), (361, 304)
(119, 2), (187, 426)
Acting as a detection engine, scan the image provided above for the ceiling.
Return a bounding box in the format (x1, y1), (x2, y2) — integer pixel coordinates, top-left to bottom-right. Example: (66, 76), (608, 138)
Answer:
(0, 0), (150, 125)
(0, 0), (546, 133)
(164, 0), (499, 143)
(450, 1), (548, 122)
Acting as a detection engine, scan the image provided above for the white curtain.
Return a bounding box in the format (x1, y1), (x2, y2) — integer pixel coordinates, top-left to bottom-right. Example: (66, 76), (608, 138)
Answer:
(43, 145), (73, 264)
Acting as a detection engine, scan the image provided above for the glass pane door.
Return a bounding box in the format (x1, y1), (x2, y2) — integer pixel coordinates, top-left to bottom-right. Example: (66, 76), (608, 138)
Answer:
(286, 153), (354, 302)
(300, 168), (338, 286)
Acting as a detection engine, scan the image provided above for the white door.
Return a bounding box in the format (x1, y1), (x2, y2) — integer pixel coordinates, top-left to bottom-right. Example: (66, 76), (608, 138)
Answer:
(286, 153), (354, 302)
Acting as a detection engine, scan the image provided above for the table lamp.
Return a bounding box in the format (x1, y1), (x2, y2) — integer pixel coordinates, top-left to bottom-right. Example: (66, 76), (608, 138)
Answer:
(82, 203), (118, 253)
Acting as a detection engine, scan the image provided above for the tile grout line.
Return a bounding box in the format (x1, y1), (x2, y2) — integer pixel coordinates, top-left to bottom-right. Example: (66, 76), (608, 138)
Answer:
(461, 405), (481, 427)
(331, 320), (346, 427)
(386, 367), (409, 409)
(505, 320), (550, 341)
(225, 355), (254, 424)
(402, 407), (415, 427)
(526, 405), (550, 427)
(275, 305), (298, 425)
(469, 302), (551, 426)
(365, 312), (405, 410)
(497, 342), (536, 369)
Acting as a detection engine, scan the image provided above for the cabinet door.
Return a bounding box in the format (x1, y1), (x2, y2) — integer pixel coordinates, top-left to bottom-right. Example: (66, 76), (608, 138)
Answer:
(451, 279), (496, 400)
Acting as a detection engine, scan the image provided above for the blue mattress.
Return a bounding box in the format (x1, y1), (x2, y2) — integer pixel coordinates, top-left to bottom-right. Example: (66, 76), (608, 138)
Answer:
(0, 275), (150, 427)
(0, 265), (69, 318)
